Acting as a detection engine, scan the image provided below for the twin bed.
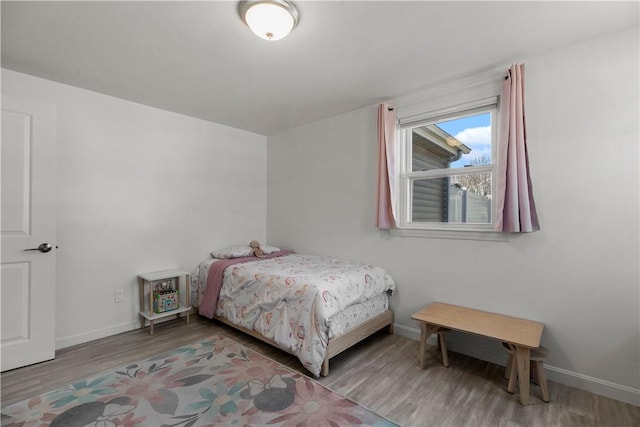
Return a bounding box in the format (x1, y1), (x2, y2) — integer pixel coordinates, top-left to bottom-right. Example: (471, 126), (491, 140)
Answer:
(190, 246), (396, 376)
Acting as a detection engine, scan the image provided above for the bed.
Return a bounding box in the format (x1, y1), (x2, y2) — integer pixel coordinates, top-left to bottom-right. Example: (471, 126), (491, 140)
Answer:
(190, 246), (396, 377)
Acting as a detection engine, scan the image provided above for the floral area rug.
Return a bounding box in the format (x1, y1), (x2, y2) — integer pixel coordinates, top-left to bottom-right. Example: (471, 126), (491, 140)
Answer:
(1, 335), (397, 427)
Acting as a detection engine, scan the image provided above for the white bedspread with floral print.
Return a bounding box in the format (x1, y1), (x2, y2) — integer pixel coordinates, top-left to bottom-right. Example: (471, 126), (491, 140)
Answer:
(192, 253), (395, 376)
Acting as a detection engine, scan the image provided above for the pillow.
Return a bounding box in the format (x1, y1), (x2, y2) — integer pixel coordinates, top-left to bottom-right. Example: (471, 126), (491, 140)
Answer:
(211, 244), (281, 259)
(260, 245), (281, 255)
(210, 246), (253, 259)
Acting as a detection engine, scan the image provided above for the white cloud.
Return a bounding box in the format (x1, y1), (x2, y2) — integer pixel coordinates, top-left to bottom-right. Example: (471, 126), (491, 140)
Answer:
(454, 126), (491, 149)
(452, 126), (492, 166)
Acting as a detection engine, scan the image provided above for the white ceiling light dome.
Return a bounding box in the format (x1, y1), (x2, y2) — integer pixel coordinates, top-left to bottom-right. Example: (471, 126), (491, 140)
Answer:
(240, 0), (300, 41)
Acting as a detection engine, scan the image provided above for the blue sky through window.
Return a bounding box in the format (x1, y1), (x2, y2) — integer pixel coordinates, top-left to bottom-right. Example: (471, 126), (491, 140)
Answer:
(436, 112), (491, 168)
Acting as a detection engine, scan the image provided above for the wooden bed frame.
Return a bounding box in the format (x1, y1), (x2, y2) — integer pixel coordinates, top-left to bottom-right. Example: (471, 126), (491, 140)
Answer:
(212, 309), (394, 376)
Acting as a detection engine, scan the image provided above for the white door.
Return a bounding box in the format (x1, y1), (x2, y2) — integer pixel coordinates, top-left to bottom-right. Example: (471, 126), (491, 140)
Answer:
(1, 94), (57, 371)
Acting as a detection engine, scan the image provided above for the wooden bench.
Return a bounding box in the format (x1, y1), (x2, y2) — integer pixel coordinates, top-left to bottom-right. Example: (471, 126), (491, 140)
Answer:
(411, 302), (544, 405)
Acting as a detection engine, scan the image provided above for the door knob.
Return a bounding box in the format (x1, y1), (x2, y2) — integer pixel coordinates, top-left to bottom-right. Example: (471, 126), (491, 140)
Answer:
(24, 243), (53, 253)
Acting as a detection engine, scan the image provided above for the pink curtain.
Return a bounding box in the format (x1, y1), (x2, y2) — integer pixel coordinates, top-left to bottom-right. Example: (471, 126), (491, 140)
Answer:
(495, 64), (540, 232)
(376, 104), (397, 229)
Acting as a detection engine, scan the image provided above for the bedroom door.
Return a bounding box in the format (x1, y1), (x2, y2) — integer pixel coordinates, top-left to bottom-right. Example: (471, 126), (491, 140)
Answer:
(1, 94), (57, 371)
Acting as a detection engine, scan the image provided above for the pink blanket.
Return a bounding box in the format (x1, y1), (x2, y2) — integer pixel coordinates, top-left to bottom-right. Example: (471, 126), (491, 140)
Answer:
(198, 250), (292, 318)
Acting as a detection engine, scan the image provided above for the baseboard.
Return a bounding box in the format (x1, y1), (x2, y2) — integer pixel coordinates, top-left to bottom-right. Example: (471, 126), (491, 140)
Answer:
(544, 365), (640, 407)
(55, 320), (140, 350)
(393, 322), (640, 407)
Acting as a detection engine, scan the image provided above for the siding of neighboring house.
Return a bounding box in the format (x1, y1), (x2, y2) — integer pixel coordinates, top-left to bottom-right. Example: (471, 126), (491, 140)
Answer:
(411, 131), (453, 222)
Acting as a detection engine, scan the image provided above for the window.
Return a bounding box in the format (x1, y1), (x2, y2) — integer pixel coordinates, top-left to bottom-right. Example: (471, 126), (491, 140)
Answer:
(397, 98), (498, 232)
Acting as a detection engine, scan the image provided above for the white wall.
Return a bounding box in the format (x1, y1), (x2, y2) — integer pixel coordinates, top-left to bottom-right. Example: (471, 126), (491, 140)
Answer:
(267, 27), (639, 404)
(2, 69), (268, 348)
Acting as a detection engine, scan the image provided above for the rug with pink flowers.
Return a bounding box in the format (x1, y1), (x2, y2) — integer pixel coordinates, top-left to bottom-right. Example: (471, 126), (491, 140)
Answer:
(1, 335), (397, 427)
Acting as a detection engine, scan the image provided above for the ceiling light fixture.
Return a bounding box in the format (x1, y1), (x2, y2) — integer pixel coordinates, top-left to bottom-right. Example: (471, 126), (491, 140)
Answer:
(239, 0), (300, 41)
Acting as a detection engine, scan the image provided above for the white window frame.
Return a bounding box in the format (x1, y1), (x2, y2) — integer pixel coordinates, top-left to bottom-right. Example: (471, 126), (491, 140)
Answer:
(390, 73), (508, 241)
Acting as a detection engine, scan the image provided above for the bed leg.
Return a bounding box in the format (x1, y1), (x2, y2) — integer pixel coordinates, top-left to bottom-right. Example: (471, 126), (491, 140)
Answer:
(387, 322), (394, 334)
(321, 358), (330, 376)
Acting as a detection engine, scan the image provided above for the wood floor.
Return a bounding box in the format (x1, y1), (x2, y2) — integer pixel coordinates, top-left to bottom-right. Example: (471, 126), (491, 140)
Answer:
(2, 316), (638, 426)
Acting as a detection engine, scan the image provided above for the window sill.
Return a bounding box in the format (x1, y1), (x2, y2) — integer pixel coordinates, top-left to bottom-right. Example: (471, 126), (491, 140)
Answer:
(389, 227), (510, 242)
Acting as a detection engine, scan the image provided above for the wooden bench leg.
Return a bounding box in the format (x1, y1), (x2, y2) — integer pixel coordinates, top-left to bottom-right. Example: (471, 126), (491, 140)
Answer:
(437, 332), (449, 367)
(507, 354), (518, 393)
(535, 361), (550, 402)
(505, 343), (550, 403)
(418, 322), (450, 369)
(418, 323), (443, 368)
(418, 322), (428, 368)
(505, 353), (513, 380)
(515, 346), (531, 405)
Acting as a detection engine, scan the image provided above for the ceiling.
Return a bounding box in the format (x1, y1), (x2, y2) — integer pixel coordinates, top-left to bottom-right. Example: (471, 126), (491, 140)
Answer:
(2, 1), (638, 136)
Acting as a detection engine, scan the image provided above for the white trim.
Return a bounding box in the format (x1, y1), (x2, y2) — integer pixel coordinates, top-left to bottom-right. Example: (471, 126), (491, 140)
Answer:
(392, 323), (640, 406)
(56, 315), (187, 349)
(55, 320), (140, 350)
(396, 99), (499, 233)
(395, 69), (503, 124)
(390, 227), (509, 241)
(544, 366), (640, 407)
(393, 322), (422, 341)
(407, 164), (493, 180)
(399, 97), (498, 128)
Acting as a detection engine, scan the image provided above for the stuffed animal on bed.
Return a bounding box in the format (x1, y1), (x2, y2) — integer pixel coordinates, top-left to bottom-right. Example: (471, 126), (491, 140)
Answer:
(249, 240), (265, 258)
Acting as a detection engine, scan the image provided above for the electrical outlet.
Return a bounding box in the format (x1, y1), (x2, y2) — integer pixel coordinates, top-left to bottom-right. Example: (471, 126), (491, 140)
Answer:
(115, 288), (125, 303)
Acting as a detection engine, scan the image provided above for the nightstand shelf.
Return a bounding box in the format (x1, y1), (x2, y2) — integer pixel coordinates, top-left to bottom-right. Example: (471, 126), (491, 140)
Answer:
(138, 269), (191, 335)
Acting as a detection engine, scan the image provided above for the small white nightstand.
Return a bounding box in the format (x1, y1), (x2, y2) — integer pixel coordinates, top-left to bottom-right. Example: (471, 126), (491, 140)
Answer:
(138, 269), (192, 335)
